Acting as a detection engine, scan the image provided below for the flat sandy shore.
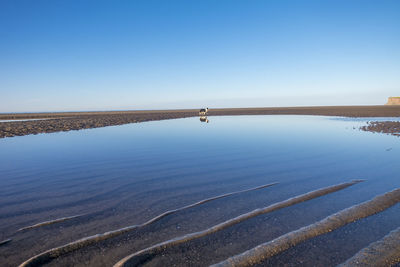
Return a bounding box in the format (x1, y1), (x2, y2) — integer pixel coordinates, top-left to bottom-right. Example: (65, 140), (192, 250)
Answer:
(1, 105), (400, 138)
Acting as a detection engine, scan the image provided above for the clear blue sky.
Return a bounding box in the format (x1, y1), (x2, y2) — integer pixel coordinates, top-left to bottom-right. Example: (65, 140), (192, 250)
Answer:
(1, 0), (399, 112)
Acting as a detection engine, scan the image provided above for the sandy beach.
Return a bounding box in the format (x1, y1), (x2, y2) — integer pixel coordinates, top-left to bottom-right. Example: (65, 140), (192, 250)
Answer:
(1, 105), (400, 138)
(2, 1), (400, 266)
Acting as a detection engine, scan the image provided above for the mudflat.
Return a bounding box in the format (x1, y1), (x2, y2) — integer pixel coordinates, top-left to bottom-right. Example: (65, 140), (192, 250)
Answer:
(361, 121), (400, 136)
(1, 105), (400, 138)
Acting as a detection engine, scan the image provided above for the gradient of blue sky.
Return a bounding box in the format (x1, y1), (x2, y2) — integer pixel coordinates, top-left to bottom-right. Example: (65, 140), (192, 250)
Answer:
(1, 0), (399, 112)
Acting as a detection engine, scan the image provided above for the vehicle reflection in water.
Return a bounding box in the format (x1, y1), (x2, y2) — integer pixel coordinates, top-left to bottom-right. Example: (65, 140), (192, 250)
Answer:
(200, 116), (209, 123)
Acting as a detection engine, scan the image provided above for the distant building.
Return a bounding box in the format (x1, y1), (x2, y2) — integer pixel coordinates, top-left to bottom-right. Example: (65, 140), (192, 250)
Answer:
(386, 97), (400, 105)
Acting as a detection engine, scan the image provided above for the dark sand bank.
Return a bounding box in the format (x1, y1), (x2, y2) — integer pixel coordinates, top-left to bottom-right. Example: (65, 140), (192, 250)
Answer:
(0, 110), (197, 138)
(361, 121), (400, 136)
(1, 105), (400, 138)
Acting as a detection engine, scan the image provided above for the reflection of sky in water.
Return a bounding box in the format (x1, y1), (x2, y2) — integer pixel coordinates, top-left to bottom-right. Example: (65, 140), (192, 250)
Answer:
(1, 115), (400, 266)
(1, 115), (399, 192)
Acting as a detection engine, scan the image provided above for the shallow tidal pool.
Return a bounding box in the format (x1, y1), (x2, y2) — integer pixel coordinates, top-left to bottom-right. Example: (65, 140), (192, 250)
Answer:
(0, 115), (400, 266)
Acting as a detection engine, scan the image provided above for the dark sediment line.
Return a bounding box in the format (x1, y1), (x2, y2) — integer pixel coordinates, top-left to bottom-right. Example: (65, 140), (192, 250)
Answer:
(0, 111), (197, 138)
(0, 239), (12, 247)
(2, 106), (400, 139)
(338, 227), (400, 267)
(360, 121), (400, 137)
(0, 110), (197, 120)
(0, 214), (86, 253)
(208, 106), (400, 118)
(211, 188), (400, 267)
(17, 214), (86, 232)
(113, 180), (362, 267)
(18, 182), (277, 267)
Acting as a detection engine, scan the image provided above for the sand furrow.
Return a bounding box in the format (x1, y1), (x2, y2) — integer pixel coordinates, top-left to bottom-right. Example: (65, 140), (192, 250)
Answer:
(338, 227), (400, 267)
(211, 188), (400, 267)
(17, 214), (86, 232)
(18, 182), (276, 267)
(0, 238), (12, 247)
(114, 180), (362, 267)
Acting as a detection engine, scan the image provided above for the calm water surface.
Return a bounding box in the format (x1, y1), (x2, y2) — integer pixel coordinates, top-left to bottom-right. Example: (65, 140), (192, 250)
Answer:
(0, 115), (399, 266)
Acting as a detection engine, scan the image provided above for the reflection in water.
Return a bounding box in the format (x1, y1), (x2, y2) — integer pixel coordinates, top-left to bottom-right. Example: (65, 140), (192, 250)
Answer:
(0, 115), (400, 267)
(200, 116), (209, 123)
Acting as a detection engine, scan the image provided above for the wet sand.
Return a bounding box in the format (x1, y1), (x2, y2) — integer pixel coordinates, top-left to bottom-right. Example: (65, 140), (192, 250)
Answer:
(1, 105), (400, 138)
(0, 110), (196, 138)
(360, 121), (400, 136)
